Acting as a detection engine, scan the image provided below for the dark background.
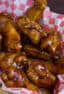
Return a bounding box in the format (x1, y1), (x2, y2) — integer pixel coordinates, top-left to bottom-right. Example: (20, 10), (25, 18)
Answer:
(47, 0), (64, 14)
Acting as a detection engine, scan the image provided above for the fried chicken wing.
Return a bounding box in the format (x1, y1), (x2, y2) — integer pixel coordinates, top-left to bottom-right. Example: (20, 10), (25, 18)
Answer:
(3, 22), (22, 52)
(0, 52), (30, 71)
(0, 13), (22, 52)
(26, 0), (47, 21)
(40, 31), (60, 56)
(24, 45), (51, 60)
(27, 60), (56, 88)
(1, 66), (29, 87)
(16, 16), (47, 44)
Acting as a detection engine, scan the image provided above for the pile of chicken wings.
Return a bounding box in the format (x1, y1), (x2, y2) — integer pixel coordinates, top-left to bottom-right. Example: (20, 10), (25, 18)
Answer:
(0, 0), (64, 94)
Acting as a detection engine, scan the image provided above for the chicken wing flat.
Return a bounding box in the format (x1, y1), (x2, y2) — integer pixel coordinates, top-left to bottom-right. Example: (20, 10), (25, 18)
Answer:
(26, 0), (47, 21)
(16, 16), (47, 44)
(0, 13), (22, 52)
(24, 45), (51, 60)
(27, 60), (56, 88)
(3, 22), (22, 52)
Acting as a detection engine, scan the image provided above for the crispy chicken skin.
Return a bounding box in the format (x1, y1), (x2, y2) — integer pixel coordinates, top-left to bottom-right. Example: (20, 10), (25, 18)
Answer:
(16, 16), (47, 44)
(26, 0), (47, 21)
(0, 13), (22, 52)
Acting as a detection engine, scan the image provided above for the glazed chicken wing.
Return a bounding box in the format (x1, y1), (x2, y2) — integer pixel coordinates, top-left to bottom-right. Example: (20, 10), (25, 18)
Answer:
(17, 16), (47, 44)
(3, 22), (22, 52)
(0, 13), (22, 52)
(40, 31), (61, 56)
(26, 0), (47, 21)
(1, 66), (29, 87)
(0, 52), (30, 71)
(27, 60), (56, 88)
